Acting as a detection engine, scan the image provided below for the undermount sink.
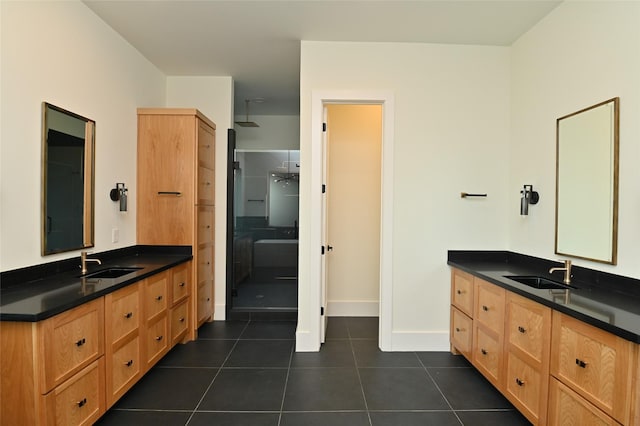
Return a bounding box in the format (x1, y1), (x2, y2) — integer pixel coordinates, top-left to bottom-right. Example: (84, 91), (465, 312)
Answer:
(82, 267), (143, 279)
(504, 275), (576, 290)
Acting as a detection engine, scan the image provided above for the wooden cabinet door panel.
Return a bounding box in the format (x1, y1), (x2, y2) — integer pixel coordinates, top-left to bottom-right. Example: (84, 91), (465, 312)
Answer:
(108, 337), (140, 407)
(198, 166), (215, 205)
(473, 324), (502, 387)
(197, 280), (214, 325)
(171, 300), (189, 345)
(197, 207), (215, 245)
(505, 352), (544, 424)
(450, 307), (472, 358)
(145, 315), (169, 368)
(451, 269), (473, 316)
(144, 273), (168, 322)
(197, 119), (215, 169)
(170, 262), (190, 306)
(474, 278), (505, 335)
(197, 245), (214, 283)
(507, 293), (551, 364)
(107, 284), (140, 346)
(548, 378), (620, 426)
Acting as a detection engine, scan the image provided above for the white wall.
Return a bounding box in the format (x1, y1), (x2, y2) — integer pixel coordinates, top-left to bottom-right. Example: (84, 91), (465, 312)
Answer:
(299, 41), (512, 350)
(166, 76), (234, 320)
(234, 115), (300, 150)
(509, 1), (640, 277)
(0, 1), (166, 271)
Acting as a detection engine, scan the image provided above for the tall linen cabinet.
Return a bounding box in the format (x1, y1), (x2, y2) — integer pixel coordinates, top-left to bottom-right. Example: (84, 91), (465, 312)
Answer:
(137, 109), (215, 337)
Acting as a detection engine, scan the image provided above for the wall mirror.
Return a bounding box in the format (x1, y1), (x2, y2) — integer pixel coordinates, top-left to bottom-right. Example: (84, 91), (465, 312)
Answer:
(555, 97), (619, 264)
(42, 102), (95, 255)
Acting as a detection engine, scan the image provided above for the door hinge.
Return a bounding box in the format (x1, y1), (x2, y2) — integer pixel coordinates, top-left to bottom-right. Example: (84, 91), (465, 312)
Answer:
(323, 122), (327, 132)
(322, 184), (326, 193)
(321, 307), (325, 316)
(321, 245), (325, 255)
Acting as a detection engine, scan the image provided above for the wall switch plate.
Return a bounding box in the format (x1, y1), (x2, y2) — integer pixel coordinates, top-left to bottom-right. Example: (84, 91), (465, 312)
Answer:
(112, 228), (119, 243)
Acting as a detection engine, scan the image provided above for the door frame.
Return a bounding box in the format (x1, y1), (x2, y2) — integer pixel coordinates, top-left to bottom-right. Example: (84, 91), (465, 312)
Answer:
(309, 90), (394, 351)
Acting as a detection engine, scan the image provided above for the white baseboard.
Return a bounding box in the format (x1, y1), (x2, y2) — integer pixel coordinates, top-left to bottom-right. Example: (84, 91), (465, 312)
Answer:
(327, 300), (379, 317)
(213, 304), (226, 321)
(295, 328), (320, 352)
(387, 330), (450, 352)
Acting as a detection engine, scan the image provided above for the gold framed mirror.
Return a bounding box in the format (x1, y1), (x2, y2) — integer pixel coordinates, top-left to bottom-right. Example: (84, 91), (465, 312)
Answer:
(555, 97), (619, 264)
(42, 102), (95, 255)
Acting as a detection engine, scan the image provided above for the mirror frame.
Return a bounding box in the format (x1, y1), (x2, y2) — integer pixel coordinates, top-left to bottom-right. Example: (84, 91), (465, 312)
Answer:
(41, 102), (95, 255)
(555, 97), (619, 264)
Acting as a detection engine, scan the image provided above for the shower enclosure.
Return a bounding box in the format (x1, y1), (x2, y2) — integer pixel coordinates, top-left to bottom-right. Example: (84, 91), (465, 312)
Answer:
(229, 149), (299, 313)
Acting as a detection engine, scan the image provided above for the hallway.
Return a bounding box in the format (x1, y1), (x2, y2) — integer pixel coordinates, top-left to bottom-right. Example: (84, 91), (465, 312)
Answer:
(97, 317), (530, 425)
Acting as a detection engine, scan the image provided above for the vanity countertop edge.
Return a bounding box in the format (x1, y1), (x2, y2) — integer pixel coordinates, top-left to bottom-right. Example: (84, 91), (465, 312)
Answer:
(448, 250), (640, 344)
(0, 245), (192, 322)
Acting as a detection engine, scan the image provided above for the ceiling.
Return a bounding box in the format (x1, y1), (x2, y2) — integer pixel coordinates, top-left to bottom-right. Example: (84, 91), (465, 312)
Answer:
(84, 0), (561, 115)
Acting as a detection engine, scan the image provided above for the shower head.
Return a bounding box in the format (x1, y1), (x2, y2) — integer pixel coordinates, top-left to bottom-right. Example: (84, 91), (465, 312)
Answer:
(235, 99), (259, 127)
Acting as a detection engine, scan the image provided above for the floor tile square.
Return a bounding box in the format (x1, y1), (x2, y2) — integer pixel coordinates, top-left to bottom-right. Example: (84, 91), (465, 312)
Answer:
(224, 339), (293, 368)
(325, 317), (350, 339)
(196, 320), (248, 339)
(352, 339), (421, 367)
(159, 339), (236, 367)
(416, 351), (472, 368)
(240, 321), (297, 339)
(188, 412), (280, 426)
(346, 317), (379, 338)
(198, 369), (288, 411)
(113, 367), (217, 410)
(290, 340), (355, 368)
(359, 368), (449, 410)
(95, 409), (191, 425)
(280, 411), (370, 426)
(283, 368), (366, 411)
(370, 411), (461, 426)
(428, 367), (513, 409)
(456, 409), (531, 425)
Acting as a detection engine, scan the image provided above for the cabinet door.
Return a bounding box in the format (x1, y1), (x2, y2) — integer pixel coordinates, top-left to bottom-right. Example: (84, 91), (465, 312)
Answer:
(548, 378), (620, 426)
(170, 262), (191, 306)
(197, 206), (215, 245)
(506, 293), (551, 365)
(197, 279), (214, 326)
(40, 298), (104, 393)
(450, 307), (472, 358)
(144, 272), (169, 322)
(473, 323), (503, 388)
(197, 119), (215, 170)
(551, 311), (633, 424)
(108, 336), (141, 407)
(451, 269), (474, 316)
(171, 300), (189, 346)
(145, 315), (169, 368)
(106, 284), (141, 346)
(505, 351), (544, 424)
(198, 166), (215, 205)
(474, 278), (505, 335)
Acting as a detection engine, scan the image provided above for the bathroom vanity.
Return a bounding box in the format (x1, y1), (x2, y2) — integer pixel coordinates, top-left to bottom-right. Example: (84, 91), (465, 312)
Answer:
(0, 246), (192, 425)
(449, 251), (640, 426)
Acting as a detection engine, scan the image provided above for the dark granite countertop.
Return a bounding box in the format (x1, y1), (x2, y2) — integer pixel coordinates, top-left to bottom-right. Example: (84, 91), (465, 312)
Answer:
(448, 251), (640, 344)
(0, 246), (192, 322)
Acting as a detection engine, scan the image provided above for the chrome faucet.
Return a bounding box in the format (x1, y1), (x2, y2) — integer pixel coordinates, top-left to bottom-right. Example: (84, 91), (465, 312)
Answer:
(549, 259), (572, 284)
(80, 251), (102, 274)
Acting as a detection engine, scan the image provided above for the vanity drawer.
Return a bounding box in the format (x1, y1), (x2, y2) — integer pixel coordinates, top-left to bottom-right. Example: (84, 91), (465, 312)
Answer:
(108, 336), (140, 407)
(197, 279), (214, 325)
(451, 269), (474, 316)
(106, 283), (141, 345)
(42, 358), (105, 426)
(170, 262), (191, 306)
(171, 300), (189, 345)
(197, 206), (215, 244)
(198, 166), (215, 204)
(450, 306), (472, 358)
(40, 298), (104, 393)
(473, 323), (503, 387)
(505, 351), (545, 424)
(145, 314), (169, 368)
(548, 377), (620, 426)
(551, 311), (634, 423)
(198, 245), (214, 283)
(144, 272), (169, 322)
(197, 119), (215, 169)
(506, 292), (551, 364)
(474, 278), (505, 335)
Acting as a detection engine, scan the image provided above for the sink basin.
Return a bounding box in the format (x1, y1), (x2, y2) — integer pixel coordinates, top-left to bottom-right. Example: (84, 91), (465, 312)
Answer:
(504, 275), (575, 290)
(82, 267), (142, 279)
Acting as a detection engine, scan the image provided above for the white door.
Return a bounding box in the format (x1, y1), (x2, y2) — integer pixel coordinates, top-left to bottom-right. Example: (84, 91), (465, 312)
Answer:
(322, 104), (382, 339)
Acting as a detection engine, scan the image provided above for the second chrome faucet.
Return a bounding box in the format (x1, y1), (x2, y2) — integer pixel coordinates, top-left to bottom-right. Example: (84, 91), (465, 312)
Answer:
(549, 259), (572, 284)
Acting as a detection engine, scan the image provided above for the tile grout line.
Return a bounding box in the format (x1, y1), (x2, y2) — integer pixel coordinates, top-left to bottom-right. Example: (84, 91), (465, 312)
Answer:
(415, 354), (465, 426)
(347, 320), (374, 426)
(183, 320), (251, 425)
(276, 337), (296, 426)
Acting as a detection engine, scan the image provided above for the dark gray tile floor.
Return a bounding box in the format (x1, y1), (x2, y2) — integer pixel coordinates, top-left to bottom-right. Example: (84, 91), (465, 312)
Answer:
(97, 317), (531, 426)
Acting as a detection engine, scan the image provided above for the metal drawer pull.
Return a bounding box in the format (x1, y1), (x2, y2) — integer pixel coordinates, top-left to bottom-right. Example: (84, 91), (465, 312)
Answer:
(179, 282), (186, 287)
(481, 348), (487, 355)
(455, 327), (465, 332)
(125, 360), (134, 367)
(482, 305), (489, 312)
(518, 326), (526, 334)
(203, 181), (211, 186)
(75, 338), (86, 347)
(124, 312), (133, 319)
(77, 398), (87, 408)
(155, 335), (164, 341)
(157, 191), (182, 196)
(179, 317), (185, 322)
(456, 290), (464, 295)
(515, 378), (525, 386)
(156, 295), (163, 301)
(575, 358), (588, 368)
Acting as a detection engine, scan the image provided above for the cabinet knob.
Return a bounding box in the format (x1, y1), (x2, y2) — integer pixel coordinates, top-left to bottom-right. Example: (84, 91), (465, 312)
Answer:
(124, 360), (134, 367)
(481, 348), (488, 355)
(179, 282), (186, 287)
(156, 335), (164, 341)
(179, 317), (185, 323)
(75, 338), (86, 347)
(124, 312), (133, 319)
(518, 326), (526, 334)
(515, 378), (525, 387)
(456, 290), (464, 295)
(482, 305), (489, 312)
(156, 295), (163, 301)
(77, 398), (87, 408)
(455, 327), (465, 332)
(575, 358), (588, 368)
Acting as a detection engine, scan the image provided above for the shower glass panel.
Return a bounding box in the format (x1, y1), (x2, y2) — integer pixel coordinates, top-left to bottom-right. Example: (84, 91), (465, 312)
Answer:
(232, 150), (299, 311)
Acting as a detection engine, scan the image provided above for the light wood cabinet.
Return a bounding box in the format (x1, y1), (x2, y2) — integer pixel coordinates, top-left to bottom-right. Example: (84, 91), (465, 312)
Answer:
(548, 377), (622, 426)
(137, 108), (216, 336)
(0, 298), (106, 425)
(142, 271), (170, 369)
(551, 311), (634, 424)
(451, 268), (474, 316)
(472, 278), (506, 389)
